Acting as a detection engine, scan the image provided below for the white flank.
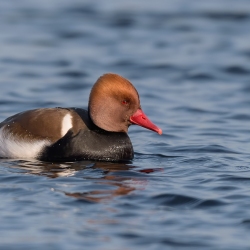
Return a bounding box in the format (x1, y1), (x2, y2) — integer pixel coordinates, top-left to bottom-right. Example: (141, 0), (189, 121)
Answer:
(0, 127), (50, 159)
(61, 114), (72, 137)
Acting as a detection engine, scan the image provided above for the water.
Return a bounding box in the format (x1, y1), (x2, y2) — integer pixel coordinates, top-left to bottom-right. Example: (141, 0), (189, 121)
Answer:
(1, 0), (250, 249)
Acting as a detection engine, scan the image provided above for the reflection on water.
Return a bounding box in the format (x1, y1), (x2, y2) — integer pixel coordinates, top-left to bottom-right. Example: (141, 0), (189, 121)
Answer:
(7, 159), (91, 178)
(4, 160), (152, 203)
(64, 162), (137, 203)
(64, 179), (136, 203)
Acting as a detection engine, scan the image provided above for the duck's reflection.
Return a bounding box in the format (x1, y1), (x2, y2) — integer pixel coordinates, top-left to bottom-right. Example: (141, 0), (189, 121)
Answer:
(2, 159), (156, 202)
(65, 179), (136, 203)
(5, 159), (85, 178)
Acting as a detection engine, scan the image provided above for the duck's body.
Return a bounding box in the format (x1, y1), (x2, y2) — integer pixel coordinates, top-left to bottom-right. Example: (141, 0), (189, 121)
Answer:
(0, 107), (133, 162)
(0, 73), (161, 162)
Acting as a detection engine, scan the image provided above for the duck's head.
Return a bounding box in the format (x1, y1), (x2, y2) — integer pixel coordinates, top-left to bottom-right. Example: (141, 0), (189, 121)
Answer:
(88, 73), (162, 134)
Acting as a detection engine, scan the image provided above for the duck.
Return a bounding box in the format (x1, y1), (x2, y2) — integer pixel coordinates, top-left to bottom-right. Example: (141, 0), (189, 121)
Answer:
(0, 73), (162, 162)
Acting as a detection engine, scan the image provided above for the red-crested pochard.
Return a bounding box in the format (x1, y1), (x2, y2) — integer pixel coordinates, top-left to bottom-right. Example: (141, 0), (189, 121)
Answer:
(0, 73), (162, 162)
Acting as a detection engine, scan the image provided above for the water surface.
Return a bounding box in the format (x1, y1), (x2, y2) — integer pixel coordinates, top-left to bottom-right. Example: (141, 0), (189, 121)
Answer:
(1, 0), (250, 249)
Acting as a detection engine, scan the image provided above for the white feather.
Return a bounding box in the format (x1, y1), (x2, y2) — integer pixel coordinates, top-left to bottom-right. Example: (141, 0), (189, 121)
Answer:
(0, 127), (50, 159)
(61, 114), (72, 137)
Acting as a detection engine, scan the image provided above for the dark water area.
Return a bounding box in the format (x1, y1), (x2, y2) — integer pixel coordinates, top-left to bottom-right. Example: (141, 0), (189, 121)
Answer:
(1, 0), (250, 249)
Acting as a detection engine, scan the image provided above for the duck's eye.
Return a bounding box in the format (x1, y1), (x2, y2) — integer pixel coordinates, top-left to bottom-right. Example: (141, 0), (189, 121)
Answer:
(122, 100), (129, 105)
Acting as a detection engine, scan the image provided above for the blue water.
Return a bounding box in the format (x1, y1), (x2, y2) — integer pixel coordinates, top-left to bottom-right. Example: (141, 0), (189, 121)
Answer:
(1, 0), (250, 249)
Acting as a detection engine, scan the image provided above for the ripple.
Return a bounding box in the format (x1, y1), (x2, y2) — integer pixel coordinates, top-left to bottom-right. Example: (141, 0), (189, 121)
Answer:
(58, 70), (88, 78)
(173, 106), (226, 115)
(16, 72), (41, 78)
(152, 193), (199, 207)
(58, 82), (89, 91)
(152, 193), (226, 209)
(65, 5), (98, 15)
(56, 30), (89, 40)
(221, 175), (250, 182)
(135, 152), (182, 160)
(53, 59), (71, 67)
(242, 219), (250, 228)
(204, 12), (250, 21)
(189, 73), (215, 81)
(195, 199), (226, 208)
(109, 14), (136, 28)
(226, 113), (250, 121)
(223, 65), (250, 75)
(169, 145), (239, 154)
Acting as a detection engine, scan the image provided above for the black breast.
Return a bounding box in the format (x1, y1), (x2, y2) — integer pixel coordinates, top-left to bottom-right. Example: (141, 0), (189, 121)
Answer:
(39, 127), (134, 162)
